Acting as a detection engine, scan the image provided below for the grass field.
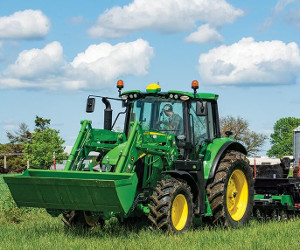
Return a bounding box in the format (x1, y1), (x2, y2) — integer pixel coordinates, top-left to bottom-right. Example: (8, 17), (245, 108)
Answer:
(1, 175), (300, 250)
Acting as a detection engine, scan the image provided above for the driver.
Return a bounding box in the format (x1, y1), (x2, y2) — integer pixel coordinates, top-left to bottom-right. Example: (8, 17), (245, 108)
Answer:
(160, 104), (183, 136)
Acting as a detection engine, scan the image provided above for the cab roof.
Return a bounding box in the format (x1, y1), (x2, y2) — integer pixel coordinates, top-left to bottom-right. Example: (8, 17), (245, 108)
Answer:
(121, 89), (218, 101)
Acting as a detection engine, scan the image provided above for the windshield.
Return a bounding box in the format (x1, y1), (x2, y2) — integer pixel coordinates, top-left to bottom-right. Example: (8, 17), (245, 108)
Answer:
(129, 96), (184, 137)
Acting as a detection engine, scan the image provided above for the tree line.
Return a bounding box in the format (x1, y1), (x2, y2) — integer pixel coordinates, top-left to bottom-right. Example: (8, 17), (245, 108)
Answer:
(0, 116), (66, 172)
(220, 116), (300, 158)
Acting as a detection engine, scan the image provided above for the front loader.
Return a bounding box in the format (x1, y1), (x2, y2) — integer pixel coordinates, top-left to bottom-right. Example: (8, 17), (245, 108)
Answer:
(4, 80), (254, 232)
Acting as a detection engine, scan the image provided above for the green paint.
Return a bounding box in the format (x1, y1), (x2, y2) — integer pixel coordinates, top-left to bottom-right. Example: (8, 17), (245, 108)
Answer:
(122, 90), (141, 95)
(254, 194), (294, 207)
(168, 90), (218, 100)
(121, 90), (218, 101)
(204, 193), (212, 216)
(4, 170), (138, 214)
(203, 137), (234, 179)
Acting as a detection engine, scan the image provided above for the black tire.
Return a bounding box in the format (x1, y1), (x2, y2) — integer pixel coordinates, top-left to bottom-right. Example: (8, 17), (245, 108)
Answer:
(206, 150), (254, 227)
(62, 210), (104, 228)
(148, 177), (193, 232)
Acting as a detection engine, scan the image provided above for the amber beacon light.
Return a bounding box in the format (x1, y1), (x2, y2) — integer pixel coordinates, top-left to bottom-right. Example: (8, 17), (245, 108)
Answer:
(191, 80), (199, 90)
(117, 80), (124, 96)
(191, 80), (199, 96)
(117, 80), (124, 89)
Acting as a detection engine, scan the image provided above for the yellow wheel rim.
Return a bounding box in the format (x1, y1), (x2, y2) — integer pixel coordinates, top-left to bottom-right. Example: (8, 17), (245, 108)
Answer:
(171, 194), (188, 231)
(226, 169), (249, 221)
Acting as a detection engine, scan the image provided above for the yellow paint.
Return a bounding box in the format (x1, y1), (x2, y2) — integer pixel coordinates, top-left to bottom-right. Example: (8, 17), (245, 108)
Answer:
(143, 131), (165, 136)
(138, 153), (146, 159)
(146, 83), (161, 91)
(226, 169), (249, 221)
(171, 194), (188, 231)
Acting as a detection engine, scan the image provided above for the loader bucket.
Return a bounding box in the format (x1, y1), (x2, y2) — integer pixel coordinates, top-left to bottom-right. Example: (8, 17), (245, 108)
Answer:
(3, 169), (138, 214)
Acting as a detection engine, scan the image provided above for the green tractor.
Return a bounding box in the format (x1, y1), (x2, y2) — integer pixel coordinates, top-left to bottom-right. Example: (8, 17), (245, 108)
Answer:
(4, 80), (254, 232)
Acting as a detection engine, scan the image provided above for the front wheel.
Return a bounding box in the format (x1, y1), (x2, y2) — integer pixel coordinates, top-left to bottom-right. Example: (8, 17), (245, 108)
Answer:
(148, 178), (193, 232)
(206, 151), (254, 227)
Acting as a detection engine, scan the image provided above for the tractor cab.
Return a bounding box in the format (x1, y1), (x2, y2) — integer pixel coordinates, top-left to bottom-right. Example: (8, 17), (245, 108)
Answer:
(121, 82), (221, 159)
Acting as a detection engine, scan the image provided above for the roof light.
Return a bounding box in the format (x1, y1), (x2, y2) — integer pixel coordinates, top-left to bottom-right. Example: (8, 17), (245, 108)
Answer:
(180, 95), (190, 101)
(117, 80), (124, 89)
(146, 83), (161, 94)
(117, 80), (124, 96)
(191, 80), (199, 90)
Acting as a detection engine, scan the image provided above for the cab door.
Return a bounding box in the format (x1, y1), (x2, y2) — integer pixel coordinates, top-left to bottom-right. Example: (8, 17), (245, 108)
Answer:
(189, 101), (217, 156)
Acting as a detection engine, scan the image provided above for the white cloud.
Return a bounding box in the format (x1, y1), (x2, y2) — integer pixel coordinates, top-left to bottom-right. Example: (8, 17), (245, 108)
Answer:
(273, 0), (295, 15)
(0, 39), (154, 90)
(198, 37), (300, 85)
(88, 0), (243, 38)
(0, 10), (50, 39)
(285, 10), (300, 29)
(261, 0), (295, 30)
(71, 39), (154, 85)
(3, 42), (65, 80)
(185, 24), (224, 44)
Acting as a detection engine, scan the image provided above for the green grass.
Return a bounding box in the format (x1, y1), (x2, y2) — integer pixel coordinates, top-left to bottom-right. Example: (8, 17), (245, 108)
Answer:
(1, 175), (300, 250)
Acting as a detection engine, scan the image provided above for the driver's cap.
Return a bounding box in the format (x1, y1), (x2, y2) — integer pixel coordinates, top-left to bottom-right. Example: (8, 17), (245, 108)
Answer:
(163, 104), (173, 111)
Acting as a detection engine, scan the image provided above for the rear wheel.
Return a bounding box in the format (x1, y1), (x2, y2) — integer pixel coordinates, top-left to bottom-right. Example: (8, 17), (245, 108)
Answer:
(206, 151), (254, 227)
(148, 178), (193, 232)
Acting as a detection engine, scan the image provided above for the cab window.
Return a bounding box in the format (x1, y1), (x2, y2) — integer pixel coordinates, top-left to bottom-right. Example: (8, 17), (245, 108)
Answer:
(190, 101), (215, 146)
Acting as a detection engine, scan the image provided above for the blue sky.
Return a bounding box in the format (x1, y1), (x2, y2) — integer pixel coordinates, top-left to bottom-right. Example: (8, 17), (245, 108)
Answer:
(0, 0), (300, 155)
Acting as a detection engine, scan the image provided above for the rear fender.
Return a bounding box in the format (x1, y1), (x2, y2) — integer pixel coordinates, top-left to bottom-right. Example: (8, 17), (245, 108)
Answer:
(207, 141), (247, 180)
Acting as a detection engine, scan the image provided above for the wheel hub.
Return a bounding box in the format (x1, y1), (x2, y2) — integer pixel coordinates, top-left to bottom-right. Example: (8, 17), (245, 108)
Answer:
(226, 169), (249, 221)
(171, 194), (188, 231)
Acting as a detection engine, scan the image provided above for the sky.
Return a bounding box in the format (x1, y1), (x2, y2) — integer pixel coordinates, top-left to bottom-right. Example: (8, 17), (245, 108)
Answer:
(0, 0), (300, 155)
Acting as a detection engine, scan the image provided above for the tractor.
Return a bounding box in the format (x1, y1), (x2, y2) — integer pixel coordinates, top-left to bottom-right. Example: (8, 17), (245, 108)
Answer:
(4, 80), (254, 232)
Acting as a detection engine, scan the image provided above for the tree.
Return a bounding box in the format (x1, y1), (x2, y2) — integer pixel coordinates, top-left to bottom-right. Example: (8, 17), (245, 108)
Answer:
(24, 117), (67, 169)
(1, 123), (32, 172)
(34, 116), (50, 132)
(1, 117), (66, 172)
(6, 123), (32, 144)
(267, 117), (300, 158)
(24, 128), (67, 169)
(0, 144), (27, 172)
(220, 116), (267, 156)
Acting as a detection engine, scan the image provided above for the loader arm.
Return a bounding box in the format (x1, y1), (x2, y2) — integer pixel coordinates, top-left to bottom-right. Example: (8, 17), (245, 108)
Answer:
(65, 120), (126, 171)
(103, 121), (178, 174)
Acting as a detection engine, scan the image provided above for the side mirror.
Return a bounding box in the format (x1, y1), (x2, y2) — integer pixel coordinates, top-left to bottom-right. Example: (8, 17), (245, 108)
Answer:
(196, 101), (207, 116)
(225, 131), (233, 137)
(86, 97), (95, 113)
